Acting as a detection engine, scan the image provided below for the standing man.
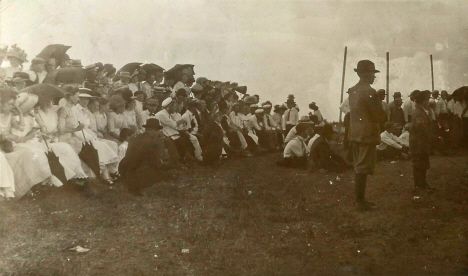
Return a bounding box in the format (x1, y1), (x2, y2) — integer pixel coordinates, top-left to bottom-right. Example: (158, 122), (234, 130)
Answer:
(348, 60), (387, 212)
(376, 89), (389, 130)
(283, 98), (299, 135)
(403, 90), (417, 123)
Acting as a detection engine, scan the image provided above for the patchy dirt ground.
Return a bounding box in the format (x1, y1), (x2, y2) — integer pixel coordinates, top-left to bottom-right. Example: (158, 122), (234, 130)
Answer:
(1, 148), (468, 276)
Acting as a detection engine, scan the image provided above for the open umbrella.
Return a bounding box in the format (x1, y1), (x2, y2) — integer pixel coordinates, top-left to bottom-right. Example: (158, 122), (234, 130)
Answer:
(43, 67), (86, 85)
(235, 86), (248, 94)
(36, 44), (72, 68)
(452, 86), (468, 101)
(165, 64), (195, 78)
(20, 83), (67, 105)
(141, 63), (165, 74)
(113, 62), (143, 81)
(77, 124), (101, 179)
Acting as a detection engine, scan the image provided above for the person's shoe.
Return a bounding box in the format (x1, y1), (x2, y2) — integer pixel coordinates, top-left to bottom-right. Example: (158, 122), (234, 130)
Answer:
(110, 171), (121, 180)
(355, 202), (369, 212)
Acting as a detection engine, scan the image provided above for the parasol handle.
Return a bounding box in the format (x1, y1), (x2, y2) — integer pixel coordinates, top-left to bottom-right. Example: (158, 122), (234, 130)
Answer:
(77, 121), (88, 143)
(36, 111), (51, 150)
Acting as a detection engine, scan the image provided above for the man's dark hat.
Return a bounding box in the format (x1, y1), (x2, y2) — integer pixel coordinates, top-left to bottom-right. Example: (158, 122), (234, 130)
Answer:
(354, 60), (380, 73)
(319, 123), (337, 136)
(393, 92), (402, 98)
(414, 90), (431, 103)
(143, 118), (163, 130)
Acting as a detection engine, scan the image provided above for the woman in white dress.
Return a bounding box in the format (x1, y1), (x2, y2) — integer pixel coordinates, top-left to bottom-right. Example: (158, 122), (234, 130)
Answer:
(0, 88), (56, 198)
(34, 95), (89, 182)
(107, 95), (128, 139)
(87, 98), (119, 154)
(57, 88), (119, 184)
(0, 151), (15, 199)
(122, 98), (138, 133)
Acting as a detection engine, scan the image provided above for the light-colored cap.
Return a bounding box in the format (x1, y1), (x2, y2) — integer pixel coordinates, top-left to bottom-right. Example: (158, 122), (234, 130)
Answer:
(263, 104), (272, 108)
(255, 108), (264, 114)
(161, 97), (173, 108)
(250, 104), (258, 108)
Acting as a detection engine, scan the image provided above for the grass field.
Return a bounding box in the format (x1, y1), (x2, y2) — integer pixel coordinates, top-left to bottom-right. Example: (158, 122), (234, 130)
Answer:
(1, 148), (468, 276)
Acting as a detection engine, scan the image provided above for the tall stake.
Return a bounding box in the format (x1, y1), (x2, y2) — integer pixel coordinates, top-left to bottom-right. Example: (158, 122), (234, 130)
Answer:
(338, 46), (347, 129)
(430, 54), (434, 91)
(386, 52), (389, 104)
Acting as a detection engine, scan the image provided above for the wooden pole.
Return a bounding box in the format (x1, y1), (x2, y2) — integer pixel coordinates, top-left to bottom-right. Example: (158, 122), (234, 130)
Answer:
(430, 54), (434, 91)
(386, 52), (389, 104)
(338, 46), (347, 130)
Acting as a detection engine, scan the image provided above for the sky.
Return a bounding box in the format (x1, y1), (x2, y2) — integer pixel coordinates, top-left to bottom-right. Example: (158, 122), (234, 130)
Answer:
(1, 0), (468, 121)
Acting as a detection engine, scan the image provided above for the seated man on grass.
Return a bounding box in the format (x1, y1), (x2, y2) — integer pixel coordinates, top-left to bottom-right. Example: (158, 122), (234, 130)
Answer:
(309, 124), (352, 173)
(277, 123), (309, 169)
(376, 122), (408, 160)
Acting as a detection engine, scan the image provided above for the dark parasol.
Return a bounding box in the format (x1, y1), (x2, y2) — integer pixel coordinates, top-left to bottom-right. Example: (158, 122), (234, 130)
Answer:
(36, 44), (72, 69)
(452, 86), (468, 101)
(113, 62), (143, 81)
(165, 64), (195, 78)
(43, 67), (86, 85)
(141, 63), (165, 74)
(20, 83), (67, 105)
(77, 124), (101, 179)
(235, 86), (248, 94)
(44, 139), (68, 185)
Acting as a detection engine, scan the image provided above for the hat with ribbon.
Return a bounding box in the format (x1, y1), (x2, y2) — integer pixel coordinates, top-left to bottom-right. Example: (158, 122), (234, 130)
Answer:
(161, 97), (174, 108)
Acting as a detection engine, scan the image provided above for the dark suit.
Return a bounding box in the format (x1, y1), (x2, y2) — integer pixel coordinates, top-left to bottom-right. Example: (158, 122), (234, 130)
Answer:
(348, 80), (387, 175)
(410, 105), (431, 170)
(310, 136), (349, 173)
(197, 109), (211, 133)
(119, 131), (178, 192)
(201, 120), (225, 164)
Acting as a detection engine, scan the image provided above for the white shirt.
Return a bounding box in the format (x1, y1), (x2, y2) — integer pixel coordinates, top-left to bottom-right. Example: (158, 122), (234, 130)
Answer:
(181, 110), (198, 134)
(140, 110), (158, 125)
(123, 109), (138, 128)
(140, 81), (153, 99)
(263, 113), (278, 130)
(399, 131), (409, 147)
(339, 98), (350, 114)
(72, 104), (91, 127)
(284, 126), (297, 144)
(313, 109), (323, 123)
(284, 136), (309, 158)
(282, 107), (299, 129)
(229, 111), (245, 129)
(127, 83), (139, 94)
(155, 109), (180, 139)
(377, 130), (404, 150)
(403, 98), (416, 123)
(435, 98), (448, 116)
(247, 115), (263, 133)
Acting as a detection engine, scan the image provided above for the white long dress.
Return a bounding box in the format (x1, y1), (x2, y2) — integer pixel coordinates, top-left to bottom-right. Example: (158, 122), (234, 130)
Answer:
(57, 106), (119, 177)
(0, 113), (56, 198)
(36, 108), (88, 179)
(0, 151), (15, 198)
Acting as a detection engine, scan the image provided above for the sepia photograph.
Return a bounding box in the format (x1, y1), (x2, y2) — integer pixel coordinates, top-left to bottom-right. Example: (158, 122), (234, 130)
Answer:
(0, 0), (468, 275)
